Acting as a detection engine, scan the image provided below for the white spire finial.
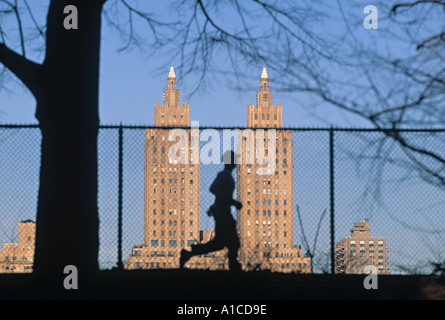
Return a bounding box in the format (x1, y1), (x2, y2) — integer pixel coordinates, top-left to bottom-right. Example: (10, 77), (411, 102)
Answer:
(168, 66), (176, 78)
(261, 67), (268, 79)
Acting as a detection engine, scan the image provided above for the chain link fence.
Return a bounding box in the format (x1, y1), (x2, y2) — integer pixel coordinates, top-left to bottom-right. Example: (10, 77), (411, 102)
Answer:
(1, 124), (444, 275)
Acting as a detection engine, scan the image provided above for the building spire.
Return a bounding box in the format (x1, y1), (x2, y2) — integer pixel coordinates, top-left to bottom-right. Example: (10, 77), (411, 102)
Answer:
(168, 66), (176, 78)
(260, 67), (269, 92)
(261, 67), (268, 79)
(167, 67), (177, 90)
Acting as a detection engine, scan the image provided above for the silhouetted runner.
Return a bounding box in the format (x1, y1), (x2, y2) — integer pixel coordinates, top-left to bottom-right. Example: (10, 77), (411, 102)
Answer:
(180, 150), (242, 271)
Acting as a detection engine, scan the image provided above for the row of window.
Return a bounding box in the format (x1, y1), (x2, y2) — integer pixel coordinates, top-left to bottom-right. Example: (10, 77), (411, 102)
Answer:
(247, 178), (288, 185)
(350, 250), (386, 256)
(1, 256), (31, 261)
(245, 148), (287, 154)
(3, 246), (33, 250)
(254, 113), (278, 121)
(152, 219), (195, 226)
(246, 209), (288, 216)
(153, 188), (195, 194)
(151, 199), (194, 206)
(132, 262), (225, 269)
(159, 113), (185, 119)
(247, 250), (301, 258)
(351, 240), (385, 246)
(247, 189), (288, 195)
(152, 230), (193, 237)
(152, 209), (194, 215)
(152, 157), (192, 165)
(246, 168), (288, 175)
(246, 199), (288, 206)
(246, 231), (288, 238)
(243, 158), (289, 165)
(132, 261), (306, 270)
(150, 239), (194, 248)
(351, 252), (385, 259)
(153, 178), (194, 185)
(246, 220), (289, 227)
(150, 135), (289, 143)
(152, 167), (195, 174)
(251, 241), (291, 249)
(1, 265), (33, 271)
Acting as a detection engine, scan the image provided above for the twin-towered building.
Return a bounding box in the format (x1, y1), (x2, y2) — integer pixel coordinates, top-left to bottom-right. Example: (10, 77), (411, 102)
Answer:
(124, 67), (312, 273)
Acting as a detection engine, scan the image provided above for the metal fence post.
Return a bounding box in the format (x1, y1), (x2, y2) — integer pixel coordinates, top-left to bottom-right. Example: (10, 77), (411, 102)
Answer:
(117, 123), (124, 270)
(329, 126), (335, 274)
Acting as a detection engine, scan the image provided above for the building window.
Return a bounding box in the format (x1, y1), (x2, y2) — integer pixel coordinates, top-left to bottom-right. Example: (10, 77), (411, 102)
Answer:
(151, 240), (158, 247)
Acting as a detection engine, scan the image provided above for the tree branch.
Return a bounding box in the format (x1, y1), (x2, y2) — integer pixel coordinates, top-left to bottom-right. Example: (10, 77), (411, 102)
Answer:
(391, 0), (445, 15)
(0, 42), (41, 95)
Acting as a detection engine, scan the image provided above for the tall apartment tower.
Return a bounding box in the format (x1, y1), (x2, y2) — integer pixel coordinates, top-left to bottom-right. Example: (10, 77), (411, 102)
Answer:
(335, 220), (390, 274)
(236, 68), (311, 273)
(125, 67), (201, 269)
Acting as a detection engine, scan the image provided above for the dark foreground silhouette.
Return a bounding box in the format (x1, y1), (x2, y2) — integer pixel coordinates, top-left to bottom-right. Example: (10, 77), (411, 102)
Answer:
(1, 269), (444, 300)
(180, 151), (242, 271)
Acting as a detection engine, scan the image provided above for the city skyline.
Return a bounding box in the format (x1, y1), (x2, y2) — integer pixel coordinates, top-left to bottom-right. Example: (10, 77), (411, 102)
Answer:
(2, 67), (442, 275)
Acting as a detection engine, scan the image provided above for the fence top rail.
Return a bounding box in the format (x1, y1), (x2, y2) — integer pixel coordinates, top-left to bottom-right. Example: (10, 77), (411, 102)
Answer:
(1, 123), (445, 132)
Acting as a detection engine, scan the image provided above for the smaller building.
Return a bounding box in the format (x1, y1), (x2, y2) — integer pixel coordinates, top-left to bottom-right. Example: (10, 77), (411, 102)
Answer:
(0, 219), (35, 273)
(335, 219), (390, 274)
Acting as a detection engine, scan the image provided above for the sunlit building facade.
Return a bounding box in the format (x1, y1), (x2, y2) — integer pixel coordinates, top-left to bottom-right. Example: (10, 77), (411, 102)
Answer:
(335, 220), (390, 274)
(236, 69), (311, 273)
(0, 219), (35, 273)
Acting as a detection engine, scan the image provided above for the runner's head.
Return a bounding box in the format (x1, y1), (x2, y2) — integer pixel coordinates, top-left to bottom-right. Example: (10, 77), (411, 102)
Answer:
(222, 150), (240, 170)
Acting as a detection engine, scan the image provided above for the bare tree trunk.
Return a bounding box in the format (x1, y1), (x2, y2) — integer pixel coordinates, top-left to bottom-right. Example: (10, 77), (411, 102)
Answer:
(31, 0), (105, 287)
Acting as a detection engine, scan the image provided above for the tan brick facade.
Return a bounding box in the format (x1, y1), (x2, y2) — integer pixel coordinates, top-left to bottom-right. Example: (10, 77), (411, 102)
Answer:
(236, 69), (311, 273)
(125, 67), (225, 270)
(335, 220), (390, 274)
(0, 220), (35, 273)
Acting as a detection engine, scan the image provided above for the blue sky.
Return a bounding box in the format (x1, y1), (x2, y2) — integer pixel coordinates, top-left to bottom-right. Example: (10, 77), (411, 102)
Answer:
(0, 0), (378, 128)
